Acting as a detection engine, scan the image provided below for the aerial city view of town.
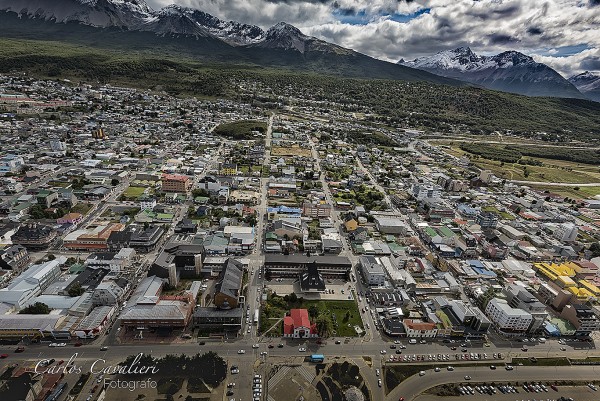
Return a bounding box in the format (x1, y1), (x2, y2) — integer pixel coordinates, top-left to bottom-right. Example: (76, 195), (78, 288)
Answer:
(1, 1), (600, 401)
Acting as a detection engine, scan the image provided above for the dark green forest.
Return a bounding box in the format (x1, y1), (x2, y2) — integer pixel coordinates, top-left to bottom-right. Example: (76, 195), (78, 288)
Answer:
(1, 38), (599, 139)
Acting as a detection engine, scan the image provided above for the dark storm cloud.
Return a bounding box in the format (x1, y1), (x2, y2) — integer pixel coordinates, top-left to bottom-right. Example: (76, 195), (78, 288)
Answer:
(465, 3), (521, 20)
(581, 57), (600, 70)
(487, 33), (519, 45)
(147, 1), (600, 76)
(526, 26), (543, 35)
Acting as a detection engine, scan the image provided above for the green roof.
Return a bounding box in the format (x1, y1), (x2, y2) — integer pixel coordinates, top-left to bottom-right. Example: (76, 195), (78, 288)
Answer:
(69, 263), (86, 274)
(550, 317), (576, 334)
(423, 227), (437, 238)
(438, 226), (455, 238)
(157, 213), (174, 220)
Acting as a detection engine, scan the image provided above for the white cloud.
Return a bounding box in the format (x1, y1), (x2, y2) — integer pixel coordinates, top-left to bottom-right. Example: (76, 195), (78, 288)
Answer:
(145, 0), (600, 76)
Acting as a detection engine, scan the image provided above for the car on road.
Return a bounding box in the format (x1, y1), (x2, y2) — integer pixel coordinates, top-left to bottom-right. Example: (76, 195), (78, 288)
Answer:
(418, 371), (426, 376)
(260, 351), (267, 356)
(199, 341), (206, 345)
(588, 383), (598, 391)
(100, 346), (108, 351)
(377, 379), (382, 387)
(298, 347), (306, 352)
(489, 365), (496, 370)
(252, 344), (259, 348)
(560, 347), (567, 351)
(226, 390), (234, 396)
(434, 367), (440, 372)
(375, 369), (380, 376)
(380, 350), (387, 354)
(464, 376), (471, 380)
(268, 344), (274, 349)
(0, 354), (8, 359)
(505, 365), (514, 370)
(277, 344), (284, 348)
(237, 350), (246, 354)
(15, 346), (25, 353)
(446, 366), (454, 371)
(57, 343), (66, 347)
(335, 340), (341, 344)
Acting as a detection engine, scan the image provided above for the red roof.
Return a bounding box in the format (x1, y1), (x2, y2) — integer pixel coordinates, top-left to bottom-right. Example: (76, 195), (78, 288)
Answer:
(162, 173), (189, 182)
(283, 309), (317, 335)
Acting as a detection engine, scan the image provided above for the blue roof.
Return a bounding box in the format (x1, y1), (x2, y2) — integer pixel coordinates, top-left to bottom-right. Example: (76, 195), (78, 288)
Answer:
(544, 322), (560, 336)
(467, 260), (485, 269)
(471, 266), (497, 277)
(267, 205), (302, 214)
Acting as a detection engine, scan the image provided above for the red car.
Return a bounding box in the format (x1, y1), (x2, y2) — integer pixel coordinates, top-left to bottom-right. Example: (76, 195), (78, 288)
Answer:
(399, 398), (405, 401)
(0, 354), (8, 359)
(58, 360), (64, 365)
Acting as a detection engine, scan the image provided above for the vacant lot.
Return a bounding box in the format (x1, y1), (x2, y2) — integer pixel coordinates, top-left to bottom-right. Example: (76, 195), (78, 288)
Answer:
(271, 145), (312, 157)
(123, 186), (148, 198)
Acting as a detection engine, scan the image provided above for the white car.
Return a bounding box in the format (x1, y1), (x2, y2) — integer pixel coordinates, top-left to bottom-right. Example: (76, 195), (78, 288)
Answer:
(48, 343), (57, 347)
(377, 379), (382, 387)
(252, 344), (259, 348)
(375, 369), (380, 376)
(237, 350), (246, 354)
(419, 371), (426, 376)
(380, 350), (387, 354)
(298, 347), (306, 352)
(57, 343), (66, 347)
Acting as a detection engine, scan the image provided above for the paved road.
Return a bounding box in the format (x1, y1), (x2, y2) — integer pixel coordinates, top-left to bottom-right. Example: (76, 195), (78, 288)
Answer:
(387, 365), (600, 401)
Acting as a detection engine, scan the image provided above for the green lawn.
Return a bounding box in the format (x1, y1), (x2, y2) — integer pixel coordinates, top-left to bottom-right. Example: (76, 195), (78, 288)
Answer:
(70, 202), (93, 215)
(260, 295), (363, 337)
(123, 186), (147, 198)
(481, 206), (515, 220)
(303, 300), (363, 337)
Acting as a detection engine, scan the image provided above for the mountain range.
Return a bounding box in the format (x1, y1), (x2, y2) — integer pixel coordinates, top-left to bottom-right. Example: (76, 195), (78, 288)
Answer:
(568, 71), (600, 102)
(0, 0), (596, 101)
(0, 0), (456, 85)
(398, 47), (585, 99)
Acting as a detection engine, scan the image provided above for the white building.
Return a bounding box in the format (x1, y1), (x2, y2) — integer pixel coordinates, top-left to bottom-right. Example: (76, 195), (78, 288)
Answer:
(359, 256), (386, 286)
(140, 197), (157, 211)
(554, 223), (578, 242)
(92, 282), (125, 306)
(0, 257), (65, 309)
(411, 184), (441, 201)
(49, 139), (67, 152)
(485, 298), (533, 334)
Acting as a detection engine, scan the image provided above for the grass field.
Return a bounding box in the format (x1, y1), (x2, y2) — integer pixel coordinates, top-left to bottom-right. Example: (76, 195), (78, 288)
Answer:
(531, 185), (600, 200)
(440, 145), (600, 184)
(123, 186), (147, 198)
(260, 295), (363, 337)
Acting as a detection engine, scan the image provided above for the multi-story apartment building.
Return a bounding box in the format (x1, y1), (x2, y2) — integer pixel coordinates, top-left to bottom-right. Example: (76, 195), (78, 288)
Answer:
(485, 298), (533, 336)
(161, 173), (191, 193)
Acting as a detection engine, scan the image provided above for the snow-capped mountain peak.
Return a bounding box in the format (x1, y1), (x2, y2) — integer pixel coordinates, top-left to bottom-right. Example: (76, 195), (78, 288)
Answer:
(569, 71), (600, 102)
(398, 47), (583, 98)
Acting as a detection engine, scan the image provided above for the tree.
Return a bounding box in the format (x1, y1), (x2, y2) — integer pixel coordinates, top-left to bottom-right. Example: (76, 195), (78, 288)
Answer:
(68, 282), (85, 297)
(316, 314), (333, 338)
(308, 305), (320, 319)
(590, 242), (600, 258)
(287, 293), (298, 304)
(19, 302), (51, 314)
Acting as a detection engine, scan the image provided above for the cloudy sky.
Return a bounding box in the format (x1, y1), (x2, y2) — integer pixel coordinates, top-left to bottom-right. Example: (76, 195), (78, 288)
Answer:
(145, 0), (600, 77)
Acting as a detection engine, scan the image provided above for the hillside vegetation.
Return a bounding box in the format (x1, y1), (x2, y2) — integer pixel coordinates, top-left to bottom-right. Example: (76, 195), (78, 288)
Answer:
(0, 38), (599, 138)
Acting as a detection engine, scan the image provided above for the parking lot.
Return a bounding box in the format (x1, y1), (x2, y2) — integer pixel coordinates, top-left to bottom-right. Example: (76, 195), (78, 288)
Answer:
(267, 280), (354, 301)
